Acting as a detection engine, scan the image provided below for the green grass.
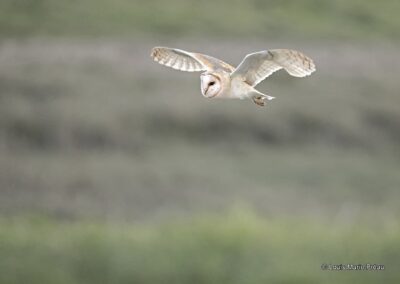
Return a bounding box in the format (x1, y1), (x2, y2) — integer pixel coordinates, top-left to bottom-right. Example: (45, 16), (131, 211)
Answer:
(0, 0), (400, 39)
(1, 1), (399, 282)
(1, 3), (399, 281)
(1, 212), (399, 284)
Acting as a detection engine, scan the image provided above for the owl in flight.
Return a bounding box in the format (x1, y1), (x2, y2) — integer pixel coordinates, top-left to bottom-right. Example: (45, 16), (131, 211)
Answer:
(151, 47), (315, 106)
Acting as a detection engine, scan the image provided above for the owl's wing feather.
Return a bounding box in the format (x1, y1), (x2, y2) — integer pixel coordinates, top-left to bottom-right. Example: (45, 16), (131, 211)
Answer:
(151, 47), (234, 73)
(232, 49), (316, 86)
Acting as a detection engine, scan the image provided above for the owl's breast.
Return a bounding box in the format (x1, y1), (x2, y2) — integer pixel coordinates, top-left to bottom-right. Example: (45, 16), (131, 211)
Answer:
(229, 77), (252, 100)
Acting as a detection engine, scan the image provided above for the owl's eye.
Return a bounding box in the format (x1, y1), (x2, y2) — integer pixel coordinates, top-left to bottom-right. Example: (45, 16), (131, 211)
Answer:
(209, 81), (215, 86)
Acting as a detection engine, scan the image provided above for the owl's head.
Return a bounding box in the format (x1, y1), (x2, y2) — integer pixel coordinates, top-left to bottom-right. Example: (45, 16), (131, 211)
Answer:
(200, 73), (221, 98)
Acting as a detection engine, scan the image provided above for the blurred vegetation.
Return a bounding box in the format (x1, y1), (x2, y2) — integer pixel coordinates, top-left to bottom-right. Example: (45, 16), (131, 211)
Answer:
(1, 40), (399, 223)
(0, 0), (400, 39)
(1, 212), (399, 284)
(1, 0), (399, 283)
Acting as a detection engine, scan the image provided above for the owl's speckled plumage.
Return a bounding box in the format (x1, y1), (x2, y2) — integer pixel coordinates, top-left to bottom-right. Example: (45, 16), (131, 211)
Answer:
(151, 47), (315, 106)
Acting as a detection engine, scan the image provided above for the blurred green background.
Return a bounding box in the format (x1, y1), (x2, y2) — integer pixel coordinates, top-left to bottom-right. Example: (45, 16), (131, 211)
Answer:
(1, 0), (399, 283)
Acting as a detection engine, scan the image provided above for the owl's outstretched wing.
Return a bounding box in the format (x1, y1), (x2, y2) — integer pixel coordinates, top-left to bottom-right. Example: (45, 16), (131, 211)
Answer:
(151, 47), (234, 73)
(231, 49), (316, 86)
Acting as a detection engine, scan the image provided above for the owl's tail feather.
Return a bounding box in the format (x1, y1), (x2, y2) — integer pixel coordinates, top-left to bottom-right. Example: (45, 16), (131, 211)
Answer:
(250, 90), (275, 107)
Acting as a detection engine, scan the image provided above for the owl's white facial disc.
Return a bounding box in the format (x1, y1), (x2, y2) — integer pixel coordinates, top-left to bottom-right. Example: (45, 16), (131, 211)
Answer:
(200, 73), (221, 98)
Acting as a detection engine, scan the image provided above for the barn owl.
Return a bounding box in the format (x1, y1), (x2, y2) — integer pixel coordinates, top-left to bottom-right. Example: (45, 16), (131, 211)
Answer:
(151, 47), (315, 106)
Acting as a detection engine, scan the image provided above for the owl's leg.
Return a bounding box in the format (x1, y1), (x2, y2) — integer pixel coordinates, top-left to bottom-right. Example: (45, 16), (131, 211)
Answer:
(249, 89), (275, 107)
(252, 94), (275, 107)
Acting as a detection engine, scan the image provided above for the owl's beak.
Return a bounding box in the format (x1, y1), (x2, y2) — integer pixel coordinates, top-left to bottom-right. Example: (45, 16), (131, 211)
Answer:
(204, 85), (210, 96)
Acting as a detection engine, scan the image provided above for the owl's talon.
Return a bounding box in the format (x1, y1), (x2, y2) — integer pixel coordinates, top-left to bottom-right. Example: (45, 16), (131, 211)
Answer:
(253, 96), (266, 106)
